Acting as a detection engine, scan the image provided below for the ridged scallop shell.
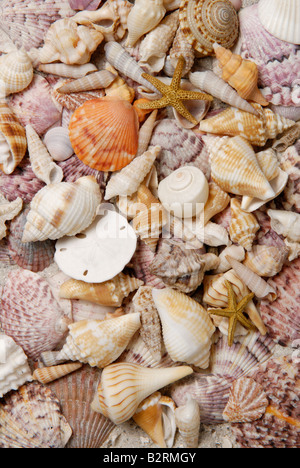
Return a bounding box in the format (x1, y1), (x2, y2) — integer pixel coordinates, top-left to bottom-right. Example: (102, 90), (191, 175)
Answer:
(170, 331), (275, 424)
(22, 176), (102, 243)
(56, 314), (141, 368)
(57, 156), (108, 195)
(0, 194), (23, 240)
(258, 0), (300, 45)
(29, 18), (104, 65)
(57, 70), (117, 94)
(203, 182), (230, 225)
(0, 49), (33, 98)
(32, 363), (83, 385)
(204, 135), (275, 200)
(0, 333), (32, 398)
(43, 127), (74, 162)
(229, 198), (260, 252)
(0, 102), (27, 175)
(69, 97), (139, 172)
(223, 376), (268, 423)
(0, 381), (72, 448)
(52, 82), (105, 112)
(126, 0), (166, 47)
(48, 364), (115, 448)
(104, 146), (160, 200)
(0, 269), (72, 360)
(213, 43), (268, 106)
(200, 104), (295, 146)
(243, 244), (288, 278)
(152, 287), (216, 368)
(179, 0), (239, 56)
(175, 396), (201, 448)
(59, 273), (143, 307)
(232, 356), (300, 448)
(91, 362), (193, 425)
(69, 0), (102, 9)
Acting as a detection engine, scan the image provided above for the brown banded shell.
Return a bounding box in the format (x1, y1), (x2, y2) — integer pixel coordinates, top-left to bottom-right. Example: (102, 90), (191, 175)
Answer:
(32, 363), (83, 385)
(0, 102), (27, 175)
(179, 0), (239, 56)
(229, 198), (260, 251)
(243, 244), (288, 277)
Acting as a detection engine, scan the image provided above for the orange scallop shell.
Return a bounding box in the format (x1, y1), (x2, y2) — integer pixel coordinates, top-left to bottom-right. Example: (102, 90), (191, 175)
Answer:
(69, 97), (139, 172)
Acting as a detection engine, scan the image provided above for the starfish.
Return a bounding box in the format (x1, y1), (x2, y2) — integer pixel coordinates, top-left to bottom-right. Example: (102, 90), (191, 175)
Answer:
(208, 280), (256, 347)
(136, 56), (213, 125)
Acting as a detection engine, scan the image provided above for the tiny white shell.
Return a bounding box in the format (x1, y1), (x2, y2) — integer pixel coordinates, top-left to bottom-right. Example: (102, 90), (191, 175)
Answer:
(43, 127), (74, 162)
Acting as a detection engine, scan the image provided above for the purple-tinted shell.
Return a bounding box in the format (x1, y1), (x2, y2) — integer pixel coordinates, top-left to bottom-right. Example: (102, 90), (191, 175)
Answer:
(150, 119), (211, 182)
(130, 240), (166, 289)
(68, 0), (102, 10)
(236, 4), (300, 107)
(58, 155), (108, 195)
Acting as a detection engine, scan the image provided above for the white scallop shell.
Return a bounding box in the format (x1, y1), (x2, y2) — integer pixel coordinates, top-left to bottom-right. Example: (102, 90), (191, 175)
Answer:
(258, 0), (300, 45)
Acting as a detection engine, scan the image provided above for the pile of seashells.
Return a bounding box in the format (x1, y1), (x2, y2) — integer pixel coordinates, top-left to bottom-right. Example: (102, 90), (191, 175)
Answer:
(0, 0), (299, 449)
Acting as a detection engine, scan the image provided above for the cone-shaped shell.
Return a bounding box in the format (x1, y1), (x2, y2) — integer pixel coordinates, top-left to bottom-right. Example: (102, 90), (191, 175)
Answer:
(32, 363), (83, 385)
(91, 362), (193, 425)
(229, 198), (260, 251)
(0, 102), (27, 175)
(213, 43), (269, 106)
(57, 70), (116, 94)
(204, 135), (276, 200)
(22, 176), (102, 243)
(0, 194), (23, 240)
(175, 397), (201, 448)
(152, 288), (216, 368)
(69, 97), (139, 172)
(59, 273), (143, 307)
(56, 314), (141, 368)
(0, 49), (33, 98)
(126, 0), (166, 47)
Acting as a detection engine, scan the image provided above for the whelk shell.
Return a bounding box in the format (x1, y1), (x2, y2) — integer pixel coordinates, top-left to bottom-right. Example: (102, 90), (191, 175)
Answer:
(0, 102), (27, 175)
(175, 396), (201, 448)
(126, 0), (166, 47)
(0, 49), (34, 98)
(90, 362), (193, 425)
(229, 198), (260, 252)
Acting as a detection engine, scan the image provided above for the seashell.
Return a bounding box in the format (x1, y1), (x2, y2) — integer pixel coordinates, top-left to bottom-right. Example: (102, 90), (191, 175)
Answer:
(213, 43), (269, 106)
(259, 257), (300, 347)
(29, 18), (104, 65)
(137, 110), (158, 156)
(152, 287), (216, 368)
(132, 286), (163, 361)
(169, 28), (195, 77)
(138, 10), (179, 74)
(203, 182), (230, 225)
(229, 0), (242, 10)
(276, 142), (300, 213)
(132, 202), (168, 252)
(69, 0), (102, 11)
(55, 210), (137, 283)
(179, 0), (239, 56)
(258, 0), (300, 45)
(175, 396), (201, 448)
(56, 314), (141, 368)
(0, 49), (34, 98)
(149, 238), (219, 293)
(158, 166), (209, 219)
(104, 146), (161, 200)
(232, 356), (300, 448)
(0, 102), (27, 175)
(214, 245), (245, 274)
(170, 331), (275, 424)
(229, 198), (260, 252)
(104, 70), (135, 103)
(267, 209), (300, 243)
(163, 0), (181, 10)
(43, 127), (74, 162)
(226, 255), (277, 301)
(48, 364), (115, 448)
(7, 74), (62, 136)
(104, 41), (159, 93)
(0, 381), (72, 448)
(131, 239), (167, 289)
(283, 239), (300, 262)
(204, 135), (275, 200)
(91, 362), (193, 425)
(38, 62), (98, 78)
(272, 123), (300, 153)
(22, 176), (101, 243)
(126, 0), (166, 47)
(0, 333), (32, 398)
(243, 244), (288, 278)
(0, 194), (23, 241)
(26, 124), (63, 185)
(57, 70), (117, 94)
(184, 218), (231, 247)
(52, 82), (106, 112)
(69, 97), (139, 172)
(150, 119), (211, 182)
(32, 363), (83, 385)
(0, 269), (72, 360)
(222, 376), (268, 423)
(59, 273), (143, 307)
(200, 104), (296, 147)
(189, 70), (258, 116)
(57, 156), (108, 195)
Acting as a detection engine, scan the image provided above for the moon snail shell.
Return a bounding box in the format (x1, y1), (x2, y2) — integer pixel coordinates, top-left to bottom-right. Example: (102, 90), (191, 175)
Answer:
(158, 166), (209, 218)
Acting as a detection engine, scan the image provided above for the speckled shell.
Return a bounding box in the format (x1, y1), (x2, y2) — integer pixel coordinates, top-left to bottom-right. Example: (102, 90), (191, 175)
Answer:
(229, 198), (260, 251)
(57, 314), (141, 368)
(22, 176), (102, 243)
(179, 0), (239, 56)
(126, 0), (166, 47)
(0, 333), (32, 398)
(0, 269), (72, 360)
(223, 376), (268, 423)
(152, 287), (216, 368)
(0, 102), (27, 175)
(243, 244), (288, 278)
(91, 362), (193, 425)
(0, 49), (33, 98)
(0, 381), (72, 448)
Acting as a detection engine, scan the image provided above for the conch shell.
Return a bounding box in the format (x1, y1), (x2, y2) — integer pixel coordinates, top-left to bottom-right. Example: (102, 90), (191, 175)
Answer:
(0, 49), (33, 98)
(126, 0), (167, 47)
(229, 198), (260, 252)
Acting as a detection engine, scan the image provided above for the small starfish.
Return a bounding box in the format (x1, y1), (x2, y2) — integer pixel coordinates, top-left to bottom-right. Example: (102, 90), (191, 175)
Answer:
(208, 280), (256, 347)
(136, 56), (213, 125)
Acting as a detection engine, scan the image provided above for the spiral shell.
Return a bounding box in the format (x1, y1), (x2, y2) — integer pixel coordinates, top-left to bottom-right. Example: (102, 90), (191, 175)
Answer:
(229, 198), (260, 252)
(0, 49), (34, 98)
(38, 62), (98, 78)
(32, 363), (83, 385)
(126, 0), (166, 47)
(57, 70), (116, 94)
(0, 195), (23, 241)
(243, 244), (288, 278)
(258, 0), (300, 45)
(0, 102), (27, 175)
(179, 0), (239, 56)
(175, 397), (201, 448)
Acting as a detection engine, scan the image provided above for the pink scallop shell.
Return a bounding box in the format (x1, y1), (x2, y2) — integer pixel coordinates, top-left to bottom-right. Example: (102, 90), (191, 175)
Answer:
(68, 0), (102, 11)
